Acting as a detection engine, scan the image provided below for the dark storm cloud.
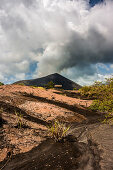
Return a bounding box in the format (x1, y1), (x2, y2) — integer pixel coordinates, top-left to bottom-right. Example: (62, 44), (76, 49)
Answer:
(62, 27), (113, 69)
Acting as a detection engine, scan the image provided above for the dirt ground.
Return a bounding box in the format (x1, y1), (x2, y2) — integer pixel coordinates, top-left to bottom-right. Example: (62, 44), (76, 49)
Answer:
(0, 85), (112, 170)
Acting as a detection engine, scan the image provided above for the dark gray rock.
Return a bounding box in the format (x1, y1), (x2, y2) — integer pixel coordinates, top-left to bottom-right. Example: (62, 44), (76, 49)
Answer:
(71, 123), (113, 170)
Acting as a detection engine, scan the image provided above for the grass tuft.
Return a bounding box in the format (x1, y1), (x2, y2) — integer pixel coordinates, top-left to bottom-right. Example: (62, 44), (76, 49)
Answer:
(47, 120), (70, 142)
(15, 111), (23, 128)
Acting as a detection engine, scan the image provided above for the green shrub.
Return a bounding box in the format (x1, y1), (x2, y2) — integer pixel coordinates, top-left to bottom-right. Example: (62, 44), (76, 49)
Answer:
(17, 83), (25, 86)
(81, 78), (113, 124)
(88, 79), (113, 112)
(73, 88), (76, 90)
(79, 86), (91, 96)
(102, 112), (113, 125)
(47, 120), (70, 142)
(45, 81), (54, 89)
(89, 99), (113, 113)
(0, 82), (4, 86)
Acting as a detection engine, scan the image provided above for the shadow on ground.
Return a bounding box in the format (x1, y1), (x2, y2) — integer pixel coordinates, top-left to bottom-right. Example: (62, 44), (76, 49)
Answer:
(0, 135), (101, 170)
(0, 101), (49, 126)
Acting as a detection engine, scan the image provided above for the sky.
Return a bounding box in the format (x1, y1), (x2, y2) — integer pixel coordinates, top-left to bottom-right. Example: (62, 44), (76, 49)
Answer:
(0, 0), (113, 85)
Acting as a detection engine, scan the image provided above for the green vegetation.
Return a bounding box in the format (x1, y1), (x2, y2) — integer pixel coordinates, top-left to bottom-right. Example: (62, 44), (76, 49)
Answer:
(0, 82), (4, 86)
(102, 112), (113, 125)
(15, 111), (23, 128)
(45, 81), (54, 89)
(30, 86), (46, 90)
(80, 78), (113, 125)
(17, 83), (25, 86)
(47, 120), (70, 142)
(30, 85), (37, 88)
(37, 87), (45, 90)
(73, 88), (76, 90)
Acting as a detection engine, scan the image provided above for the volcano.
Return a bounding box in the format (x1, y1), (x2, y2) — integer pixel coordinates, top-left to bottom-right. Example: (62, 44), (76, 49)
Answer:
(14, 73), (81, 90)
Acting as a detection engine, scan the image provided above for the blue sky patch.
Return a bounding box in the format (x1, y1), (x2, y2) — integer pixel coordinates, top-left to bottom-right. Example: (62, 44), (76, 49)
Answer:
(89, 0), (103, 7)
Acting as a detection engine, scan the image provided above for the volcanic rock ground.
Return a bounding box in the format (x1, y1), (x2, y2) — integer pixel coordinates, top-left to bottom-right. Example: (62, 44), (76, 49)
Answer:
(0, 85), (113, 170)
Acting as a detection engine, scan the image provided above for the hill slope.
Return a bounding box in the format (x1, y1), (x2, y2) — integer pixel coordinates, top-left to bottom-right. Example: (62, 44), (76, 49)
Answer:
(14, 73), (81, 90)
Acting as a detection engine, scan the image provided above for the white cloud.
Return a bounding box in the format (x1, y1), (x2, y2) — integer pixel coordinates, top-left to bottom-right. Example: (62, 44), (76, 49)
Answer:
(0, 0), (113, 85)
(110, 64), (113, 69)
(15, 73), (26, 80)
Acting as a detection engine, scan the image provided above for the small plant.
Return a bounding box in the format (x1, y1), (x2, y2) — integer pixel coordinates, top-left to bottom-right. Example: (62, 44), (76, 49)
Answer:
(0, 107), (3, 112)
(47, 120), (70, 142)
(15, 111), (23, 128)
(73, 88), (76, 90)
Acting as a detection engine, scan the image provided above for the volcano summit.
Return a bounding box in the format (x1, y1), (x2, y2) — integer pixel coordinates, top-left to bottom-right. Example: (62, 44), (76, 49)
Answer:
(14, 73), (81, 90)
